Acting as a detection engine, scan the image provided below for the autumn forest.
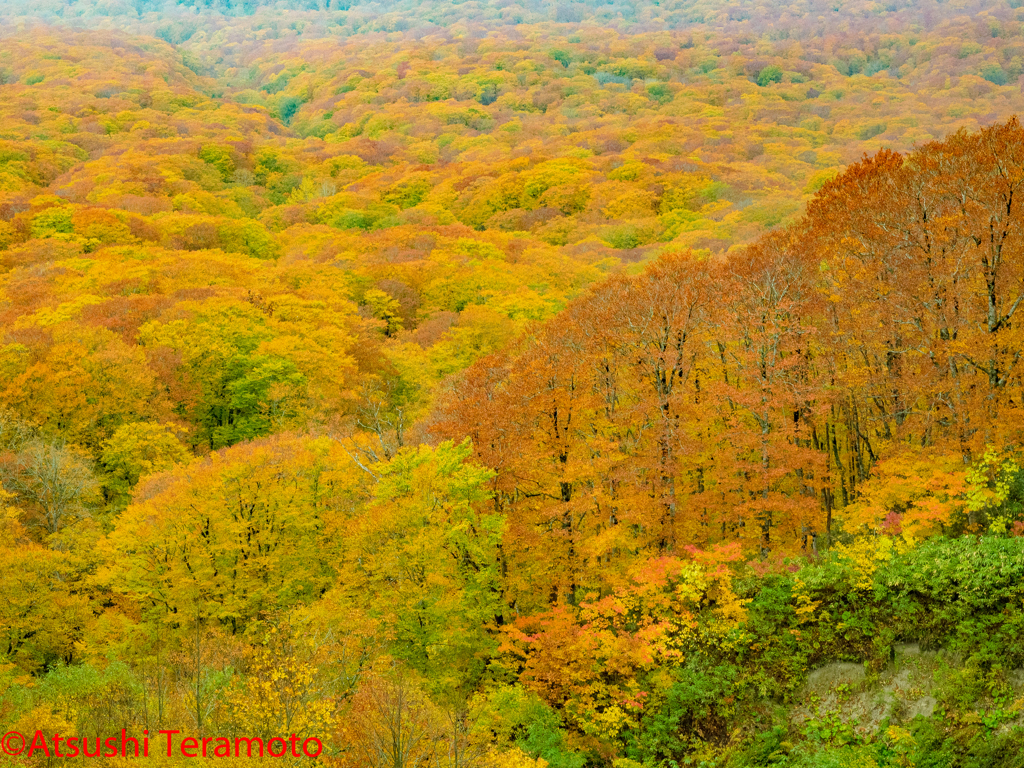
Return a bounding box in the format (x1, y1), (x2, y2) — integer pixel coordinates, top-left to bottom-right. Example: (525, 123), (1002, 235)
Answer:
(2, 0), (1024, 765)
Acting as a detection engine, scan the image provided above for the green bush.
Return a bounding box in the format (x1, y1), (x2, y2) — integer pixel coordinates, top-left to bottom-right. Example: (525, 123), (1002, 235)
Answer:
(629, 661), (739, 763)
(757, 65), (783, 86)
(981, 64), (1009, 85)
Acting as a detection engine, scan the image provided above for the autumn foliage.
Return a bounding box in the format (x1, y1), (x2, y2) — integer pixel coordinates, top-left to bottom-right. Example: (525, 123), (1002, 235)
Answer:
(4, 1), (1024, 766)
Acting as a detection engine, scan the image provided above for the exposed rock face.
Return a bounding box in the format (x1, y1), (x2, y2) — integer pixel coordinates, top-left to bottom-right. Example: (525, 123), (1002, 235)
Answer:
(791, 648), (1018, 737)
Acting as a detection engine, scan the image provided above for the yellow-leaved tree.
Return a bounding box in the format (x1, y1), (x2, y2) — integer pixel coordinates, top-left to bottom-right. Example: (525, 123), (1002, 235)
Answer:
(103, 434), (345, 636)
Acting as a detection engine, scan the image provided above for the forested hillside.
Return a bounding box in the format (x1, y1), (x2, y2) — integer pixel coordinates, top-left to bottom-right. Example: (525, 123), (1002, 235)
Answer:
(2, 1), (1024, 766)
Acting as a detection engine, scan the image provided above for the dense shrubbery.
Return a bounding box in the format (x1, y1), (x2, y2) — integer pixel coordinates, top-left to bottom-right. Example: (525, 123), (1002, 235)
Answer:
(608, 534), (1024, 765)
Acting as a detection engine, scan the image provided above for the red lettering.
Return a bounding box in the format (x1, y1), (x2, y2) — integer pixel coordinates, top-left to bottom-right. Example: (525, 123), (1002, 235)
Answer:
(181, 737), (199, 757)
(51, 734), (65, 757)
(234, 737), (264, 757)
(302, 738), (323, 758)
(83, 737), (101, 757)
(268, 738), (287, 757)
(121, 729), (140, 757)
(27, 731), (49, 757)
(159, 730), (180, 757)
(65, 737), (79, 758)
